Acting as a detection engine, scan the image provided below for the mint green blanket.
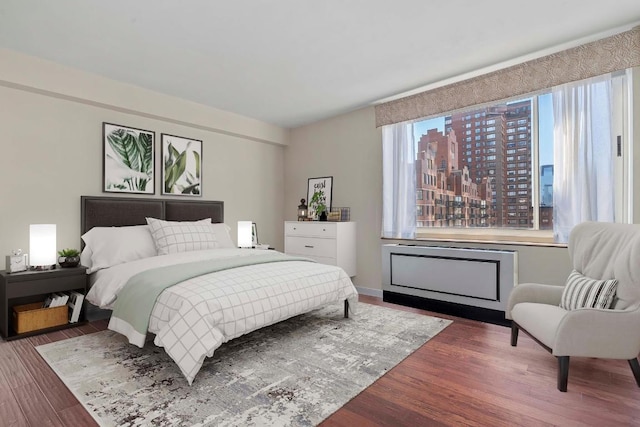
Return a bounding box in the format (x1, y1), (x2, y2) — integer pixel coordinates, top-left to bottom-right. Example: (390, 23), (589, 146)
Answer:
(112, 253), (314, 343)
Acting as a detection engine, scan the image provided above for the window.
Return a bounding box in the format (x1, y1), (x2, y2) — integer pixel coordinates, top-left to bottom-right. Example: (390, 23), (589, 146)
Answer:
(382, 71), (631, 243)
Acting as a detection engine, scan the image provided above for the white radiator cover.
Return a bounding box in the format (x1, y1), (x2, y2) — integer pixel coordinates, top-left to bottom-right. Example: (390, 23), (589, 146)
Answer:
(382, 244), (518, 311)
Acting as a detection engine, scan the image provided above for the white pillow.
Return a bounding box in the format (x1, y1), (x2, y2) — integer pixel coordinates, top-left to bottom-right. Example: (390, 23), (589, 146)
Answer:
(146, 217), (220, 255)
(210, 223), (235, 248)
(82, 225), (157, 273)
(80, 246), (93, 270)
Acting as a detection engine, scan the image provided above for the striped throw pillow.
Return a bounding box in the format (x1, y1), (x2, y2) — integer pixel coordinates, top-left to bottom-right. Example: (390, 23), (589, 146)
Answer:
(559, 270), (618, 310)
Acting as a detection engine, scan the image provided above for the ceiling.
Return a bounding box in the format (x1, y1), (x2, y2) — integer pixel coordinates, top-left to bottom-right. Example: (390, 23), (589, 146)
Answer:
(1, 1), (640, 129)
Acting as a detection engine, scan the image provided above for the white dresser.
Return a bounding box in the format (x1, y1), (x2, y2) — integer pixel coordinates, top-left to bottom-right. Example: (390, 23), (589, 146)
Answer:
(284, 221), (356, 277)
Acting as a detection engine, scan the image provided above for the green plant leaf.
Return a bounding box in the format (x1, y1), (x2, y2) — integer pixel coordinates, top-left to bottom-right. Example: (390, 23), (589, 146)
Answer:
(182, 183), (200, 194)
(193, 150), (201, 179)
(169, 144), (180, 162)
(164, 149), (187, 193)
(107, 129), (141, 172)
(58, 248), (80, 257)
(137, 132), (153, 174)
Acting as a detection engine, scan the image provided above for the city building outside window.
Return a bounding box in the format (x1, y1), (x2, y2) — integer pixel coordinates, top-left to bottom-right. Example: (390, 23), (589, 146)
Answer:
(383, 71), (631, 244)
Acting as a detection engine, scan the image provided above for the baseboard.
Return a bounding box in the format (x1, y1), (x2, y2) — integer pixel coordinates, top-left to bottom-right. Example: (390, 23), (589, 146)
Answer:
(383, 291), (510, 327)
(356, 286), (383, 298)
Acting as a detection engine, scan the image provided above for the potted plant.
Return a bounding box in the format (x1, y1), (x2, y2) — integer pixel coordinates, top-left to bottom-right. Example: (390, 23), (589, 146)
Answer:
(58, 248), (81, 268)
(309, 191), (328, 221)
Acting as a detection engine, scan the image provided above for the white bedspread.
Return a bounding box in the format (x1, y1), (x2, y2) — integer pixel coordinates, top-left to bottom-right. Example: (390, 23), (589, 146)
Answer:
(87, 249), (358, 384)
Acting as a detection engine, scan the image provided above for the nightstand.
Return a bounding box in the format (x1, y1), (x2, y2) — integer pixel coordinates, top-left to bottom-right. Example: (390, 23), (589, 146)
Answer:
(0, 267), (87, 340)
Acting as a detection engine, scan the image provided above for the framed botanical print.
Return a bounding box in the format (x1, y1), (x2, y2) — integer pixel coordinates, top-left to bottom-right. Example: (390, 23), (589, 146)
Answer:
(103, 123), (155, 194)
(161, 133), (203, 196)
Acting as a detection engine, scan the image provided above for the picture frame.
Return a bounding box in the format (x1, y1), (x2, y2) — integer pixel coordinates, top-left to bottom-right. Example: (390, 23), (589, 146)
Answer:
(161, 133), (203, 196)
(307, 176), (333, 219)
(103, 122), (155, 194)
(252, 222), (258, 246)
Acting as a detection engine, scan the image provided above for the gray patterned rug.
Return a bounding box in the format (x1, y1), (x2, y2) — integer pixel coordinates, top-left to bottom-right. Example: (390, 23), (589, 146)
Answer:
(36, 302), (451, 427)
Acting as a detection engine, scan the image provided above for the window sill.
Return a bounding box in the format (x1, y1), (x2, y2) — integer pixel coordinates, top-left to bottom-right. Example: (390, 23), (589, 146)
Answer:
(404, 228), (566, 248)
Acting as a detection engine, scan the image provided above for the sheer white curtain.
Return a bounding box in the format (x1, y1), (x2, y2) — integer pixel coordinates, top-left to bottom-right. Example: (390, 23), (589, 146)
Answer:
(552, 75), (615, 243)
(382, 122), (416, 238)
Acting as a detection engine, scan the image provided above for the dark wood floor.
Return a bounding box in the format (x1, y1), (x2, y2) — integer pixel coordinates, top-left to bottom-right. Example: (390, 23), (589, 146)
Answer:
(2, 296), (640, 426)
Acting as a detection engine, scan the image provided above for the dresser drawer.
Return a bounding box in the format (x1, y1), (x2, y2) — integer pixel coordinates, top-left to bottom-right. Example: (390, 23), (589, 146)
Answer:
(285, 236), (337, 258)
(285, 222), (337, 238)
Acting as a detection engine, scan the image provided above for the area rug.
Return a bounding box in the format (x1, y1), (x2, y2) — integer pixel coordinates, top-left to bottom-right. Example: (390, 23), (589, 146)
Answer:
(36, 302), (451, 427)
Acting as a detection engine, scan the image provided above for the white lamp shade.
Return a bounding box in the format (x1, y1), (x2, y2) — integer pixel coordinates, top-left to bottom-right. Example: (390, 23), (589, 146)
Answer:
(30, 224), (57, 266)
(237, 221), (253, 248)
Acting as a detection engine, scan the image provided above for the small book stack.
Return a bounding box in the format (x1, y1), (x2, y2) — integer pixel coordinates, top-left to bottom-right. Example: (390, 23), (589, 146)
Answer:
(43, 291), (85, 323)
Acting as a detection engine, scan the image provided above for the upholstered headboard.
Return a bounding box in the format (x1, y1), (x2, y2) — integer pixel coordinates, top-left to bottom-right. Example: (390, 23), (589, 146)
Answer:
(81, 196), (224, 236)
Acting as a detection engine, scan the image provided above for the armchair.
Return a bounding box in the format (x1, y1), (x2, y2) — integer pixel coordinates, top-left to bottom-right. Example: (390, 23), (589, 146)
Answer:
(507, 222), (640, 392)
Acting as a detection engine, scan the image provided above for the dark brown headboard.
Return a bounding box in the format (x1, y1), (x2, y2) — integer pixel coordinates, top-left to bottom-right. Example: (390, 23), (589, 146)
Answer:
(81, 196), (224, 236)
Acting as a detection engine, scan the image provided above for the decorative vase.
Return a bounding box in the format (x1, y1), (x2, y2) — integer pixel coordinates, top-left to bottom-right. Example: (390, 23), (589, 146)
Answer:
(319, 211), (328, 222)
(58, 256), (80, 268)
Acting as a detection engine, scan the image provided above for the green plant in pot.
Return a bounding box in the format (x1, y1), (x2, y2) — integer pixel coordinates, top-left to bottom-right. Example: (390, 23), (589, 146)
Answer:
(309, 191), (328, 221)
(58, 248), (81, 268)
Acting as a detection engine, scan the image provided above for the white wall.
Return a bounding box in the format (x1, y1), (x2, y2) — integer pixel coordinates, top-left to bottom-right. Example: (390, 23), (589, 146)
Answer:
(286, 106), (580, 292)
(285, 107), (385, 289)
(0, 49), (287, 257)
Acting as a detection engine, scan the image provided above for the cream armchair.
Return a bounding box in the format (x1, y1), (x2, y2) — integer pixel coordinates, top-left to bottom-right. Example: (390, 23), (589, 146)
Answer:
(507, 222), (640, 392)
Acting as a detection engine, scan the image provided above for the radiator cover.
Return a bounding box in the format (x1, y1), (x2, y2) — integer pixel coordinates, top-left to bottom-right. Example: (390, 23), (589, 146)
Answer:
(382, 244), (518, 312)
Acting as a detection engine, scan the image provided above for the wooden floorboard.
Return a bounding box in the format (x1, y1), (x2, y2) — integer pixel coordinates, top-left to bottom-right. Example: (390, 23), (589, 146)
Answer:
(1, 295), (639, 426)
(11, 339), (78, 412)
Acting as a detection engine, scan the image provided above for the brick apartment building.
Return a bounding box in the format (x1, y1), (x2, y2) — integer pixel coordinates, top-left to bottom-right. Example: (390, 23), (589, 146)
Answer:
(413, 99), (557, 230)
(415, 128), (492, 227)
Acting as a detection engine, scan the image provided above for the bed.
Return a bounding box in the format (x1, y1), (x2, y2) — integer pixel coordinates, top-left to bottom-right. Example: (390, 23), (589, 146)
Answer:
(80, 196), (358, 385)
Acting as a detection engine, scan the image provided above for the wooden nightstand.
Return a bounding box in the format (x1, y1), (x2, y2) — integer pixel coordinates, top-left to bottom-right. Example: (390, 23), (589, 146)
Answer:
(0, 266), (88, 340)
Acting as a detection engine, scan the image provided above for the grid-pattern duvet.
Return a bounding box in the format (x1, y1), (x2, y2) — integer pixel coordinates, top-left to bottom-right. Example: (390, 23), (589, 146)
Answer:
(145, 260), (357, 384)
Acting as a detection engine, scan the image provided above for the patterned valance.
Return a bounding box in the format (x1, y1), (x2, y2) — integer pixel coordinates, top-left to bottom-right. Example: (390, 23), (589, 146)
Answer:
(375, 26), (640, 127)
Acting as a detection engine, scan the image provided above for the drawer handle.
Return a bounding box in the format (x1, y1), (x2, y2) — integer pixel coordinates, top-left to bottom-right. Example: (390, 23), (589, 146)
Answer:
(304, 245), (314, 248)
